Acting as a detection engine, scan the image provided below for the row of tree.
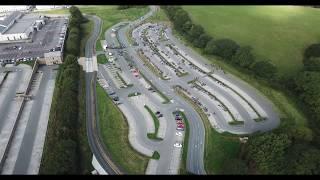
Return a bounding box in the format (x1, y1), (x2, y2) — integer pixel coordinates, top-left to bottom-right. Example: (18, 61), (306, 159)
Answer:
(40, 6), (87, 174)
(161, 6), (277, 80)
(244, 43), (320, 175)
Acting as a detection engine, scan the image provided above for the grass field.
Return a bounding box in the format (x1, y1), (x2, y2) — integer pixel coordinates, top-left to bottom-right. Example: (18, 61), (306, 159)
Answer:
(183, 6), (320, 76)
(96, 84), (149, 174)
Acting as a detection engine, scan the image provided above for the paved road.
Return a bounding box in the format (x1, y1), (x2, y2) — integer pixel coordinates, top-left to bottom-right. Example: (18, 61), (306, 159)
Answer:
(84, 15), (124, 175)
(12, 65), (57, 174)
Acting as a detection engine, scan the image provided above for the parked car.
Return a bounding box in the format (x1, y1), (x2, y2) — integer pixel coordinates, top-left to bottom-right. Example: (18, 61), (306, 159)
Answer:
(174, 142), (182, 148)
(175, 132), (183, 137)
(177, 124), (185, 128)
(176, 127), (184, 131)
(176, 120), (183, 124)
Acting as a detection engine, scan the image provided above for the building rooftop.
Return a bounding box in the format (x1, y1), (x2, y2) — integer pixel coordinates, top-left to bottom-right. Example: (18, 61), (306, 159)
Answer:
(0, 11), (22, 28)
(4, 14), (41, 34)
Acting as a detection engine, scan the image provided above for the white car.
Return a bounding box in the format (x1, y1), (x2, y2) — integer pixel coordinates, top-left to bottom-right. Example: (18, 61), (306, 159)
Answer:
(175, 132), (183, 137)
(174, 142), (182, 148)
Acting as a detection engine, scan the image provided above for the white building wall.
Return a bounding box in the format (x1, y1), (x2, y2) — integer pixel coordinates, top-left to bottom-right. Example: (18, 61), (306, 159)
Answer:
(0, 33), (28, 41)
(0, 6), (29, 13)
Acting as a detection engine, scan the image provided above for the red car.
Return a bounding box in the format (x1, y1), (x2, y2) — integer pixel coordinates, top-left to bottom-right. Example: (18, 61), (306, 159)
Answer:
(177, 124), (185, 128)
(176, 120), (183, 124)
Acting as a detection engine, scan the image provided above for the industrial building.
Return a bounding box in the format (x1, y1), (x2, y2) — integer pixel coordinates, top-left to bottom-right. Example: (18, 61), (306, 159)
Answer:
(0, 11), (46, 43)
(0, 11), (68, 66)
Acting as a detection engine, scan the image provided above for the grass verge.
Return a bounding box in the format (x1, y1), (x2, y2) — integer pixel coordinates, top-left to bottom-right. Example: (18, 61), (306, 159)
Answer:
(139, 72), (171, 104)
(97, 54), (108, 64)
(16, 60), (35, 67)
(96, 83), (149, 174)
(144, 105), (162, 140)
(152, 151), (160, 160)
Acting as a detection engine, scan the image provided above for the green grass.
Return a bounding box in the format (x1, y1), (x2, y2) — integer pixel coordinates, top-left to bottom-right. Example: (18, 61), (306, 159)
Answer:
(144, 105), (162, 140)
(97, 54), (108, 64)
(152, 151), (160, 160)
(16, 60), (35, 67)
(183, 5), (320, 77)
(40, 9), (69, 14)
(228, 121), (245, 125)
(96, 84), (149, 174)
(78, 6), (149, 51)
(175, 86), (241, 174)
(145, 8), (171, 25)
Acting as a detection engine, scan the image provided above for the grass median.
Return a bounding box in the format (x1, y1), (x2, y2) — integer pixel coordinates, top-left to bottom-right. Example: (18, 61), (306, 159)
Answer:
(139, 72), (171, 104)
(144, 105), (162, 140)
(96, 84), (149, 174)
(97, 54), (108, 64)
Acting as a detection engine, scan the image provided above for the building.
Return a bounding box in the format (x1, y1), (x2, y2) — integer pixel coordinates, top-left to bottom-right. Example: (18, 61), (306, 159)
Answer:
(34, 5), (70, 11)
(0, 6), (32, 14)
(0, 11), (46, 43)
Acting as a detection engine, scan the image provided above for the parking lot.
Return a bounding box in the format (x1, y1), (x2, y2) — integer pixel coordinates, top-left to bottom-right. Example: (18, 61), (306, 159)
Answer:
(0, 16), (67, 65)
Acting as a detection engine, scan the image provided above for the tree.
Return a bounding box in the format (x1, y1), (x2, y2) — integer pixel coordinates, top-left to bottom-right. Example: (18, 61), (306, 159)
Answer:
(193, 33), (212, 48)
(181, 21), (192, 33)
(285, 144), (320, 174)
(221, 158), (248, 174)
(293, 71), (320, 121)
(187, 24), (204, 42)
(204, 39), (216, 54)
(231, 46), (255, 68)
(303, 56), (320, 71)
(69, 6), (85, 26)
(289, 126), (313, 142)
(304, 43), (320, 59)
(252, 60), (277, 79)
(205, 39), (240, 60)
(247, 132), (292, 174)
(173, 9), (191, 32)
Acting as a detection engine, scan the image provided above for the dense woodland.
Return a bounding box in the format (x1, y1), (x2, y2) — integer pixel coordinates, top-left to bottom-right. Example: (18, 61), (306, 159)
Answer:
(162, 6), (320, 174)
(40, 6), (89, 174)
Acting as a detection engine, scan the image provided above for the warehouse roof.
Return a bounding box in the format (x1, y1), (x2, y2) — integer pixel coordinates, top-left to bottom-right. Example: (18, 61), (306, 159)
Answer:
(0, 11), (22, 29)
(4, 14), (40, 34)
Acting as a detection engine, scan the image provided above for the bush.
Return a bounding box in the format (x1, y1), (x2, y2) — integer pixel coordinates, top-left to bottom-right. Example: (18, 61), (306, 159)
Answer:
(252, 60), (277, 79)
(205, 39), (240, 60)
(304, 43), (320, 59)
(303, 56), (320, 71)
(231, 46), (255, 68)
